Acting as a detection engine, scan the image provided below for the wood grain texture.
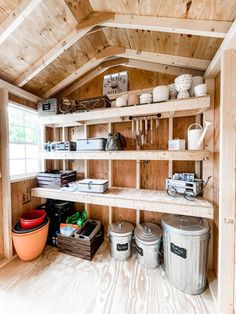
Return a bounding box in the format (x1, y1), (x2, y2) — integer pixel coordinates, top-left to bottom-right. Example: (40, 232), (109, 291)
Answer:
(89, 0), (236, 21)
(0, 244), (216, 314)
(11, 178), (42, 228)
(213, 73), (220, 275)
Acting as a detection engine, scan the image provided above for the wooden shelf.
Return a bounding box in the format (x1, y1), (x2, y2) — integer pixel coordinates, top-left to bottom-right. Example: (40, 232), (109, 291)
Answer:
(40, 150), (209, 161)
(31, 187), (213, 219)
(39, 96), (210, 127)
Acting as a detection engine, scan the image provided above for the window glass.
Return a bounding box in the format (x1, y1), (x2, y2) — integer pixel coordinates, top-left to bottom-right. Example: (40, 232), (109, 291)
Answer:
(8, 104), (39, 177)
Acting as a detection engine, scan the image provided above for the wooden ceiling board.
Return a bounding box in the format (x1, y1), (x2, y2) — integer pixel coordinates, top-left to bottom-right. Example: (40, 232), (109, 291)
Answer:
(23, 31), (109, 96)
(65, 0), (93, 22)
(103, 28), (222, 60)
(89, 0), (236, 21)
(0, 0), (77, 82)
(0, 0), (21, 24)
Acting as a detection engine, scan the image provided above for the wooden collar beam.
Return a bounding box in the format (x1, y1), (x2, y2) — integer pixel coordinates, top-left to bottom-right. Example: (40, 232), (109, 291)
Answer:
(102, 13), (231, 38)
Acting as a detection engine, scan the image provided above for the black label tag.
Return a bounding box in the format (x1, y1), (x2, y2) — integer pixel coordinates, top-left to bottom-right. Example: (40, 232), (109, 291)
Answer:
(42, 103), (50, 110)
(117, 243), (128, 251)
(136, 244), (143, 256)
(170, 242), (187, 259)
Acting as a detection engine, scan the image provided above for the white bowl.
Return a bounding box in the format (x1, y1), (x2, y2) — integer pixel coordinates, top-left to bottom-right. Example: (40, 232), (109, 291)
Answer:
(194, 83), (207, 97)
(153, 85), (169, 102)
(177, 90), (190, 99)
(189, 76), (204, 96)
(175, 74), (192, 92)
(140, 93), (152, 98)
(116, 96), (128, 107)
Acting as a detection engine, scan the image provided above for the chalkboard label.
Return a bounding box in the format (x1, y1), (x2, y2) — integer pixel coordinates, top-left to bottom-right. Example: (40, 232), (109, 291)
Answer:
(171, 242), (187, 259)
(136, 244), (143, 256)
(117, 243), (128, 251)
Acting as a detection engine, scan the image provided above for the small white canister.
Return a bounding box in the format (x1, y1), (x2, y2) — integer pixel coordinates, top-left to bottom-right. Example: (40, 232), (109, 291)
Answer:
(134, 223), (162, 269)
(187, 123), (203, 150)
(108, 221), (134, 260)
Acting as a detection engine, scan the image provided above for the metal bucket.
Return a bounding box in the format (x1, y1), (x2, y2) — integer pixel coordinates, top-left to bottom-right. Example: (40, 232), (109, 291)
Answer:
(134, 223), (162, 269)
(161, 214), (210, 295)
(108, 221), (134, 261)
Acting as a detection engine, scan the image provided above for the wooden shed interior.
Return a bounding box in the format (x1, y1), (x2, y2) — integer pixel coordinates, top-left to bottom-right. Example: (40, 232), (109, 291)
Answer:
(0, 1), (235, 313)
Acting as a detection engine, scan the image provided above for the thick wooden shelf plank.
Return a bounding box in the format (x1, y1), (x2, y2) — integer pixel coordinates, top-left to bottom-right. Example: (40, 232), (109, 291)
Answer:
(39, 96), (210, 127)
(40, 150), (209, 161)
(31, 187), (213, 219)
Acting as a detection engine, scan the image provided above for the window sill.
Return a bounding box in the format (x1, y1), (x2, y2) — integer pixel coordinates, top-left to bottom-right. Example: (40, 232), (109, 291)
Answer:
(10, 173), (37, 183)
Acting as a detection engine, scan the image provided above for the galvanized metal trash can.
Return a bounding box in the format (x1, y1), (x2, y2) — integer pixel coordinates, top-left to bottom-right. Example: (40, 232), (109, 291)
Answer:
(161, 214), (210, 294)
(134, 223), (162, 269)
(108, 221), (134, 261)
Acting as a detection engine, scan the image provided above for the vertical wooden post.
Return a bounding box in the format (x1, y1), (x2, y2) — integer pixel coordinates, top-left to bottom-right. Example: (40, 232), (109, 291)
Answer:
(84, 125), (89, 216)
(195, 114), (202, 178)
(62, 127), (69, 170)
(108, 122), (113, 225)
(218, 49), (236, 313)
(53, 127), (60, 169)
(204, 78), (215, 271)
(0, 88), (12, 258)
(136, 160), (141, 225)
(168, 117), (173, 177)
(40, 125), (46, 172)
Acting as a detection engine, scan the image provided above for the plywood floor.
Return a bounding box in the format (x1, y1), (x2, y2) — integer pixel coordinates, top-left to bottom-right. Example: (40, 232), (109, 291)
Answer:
(0, 241), (216, 314)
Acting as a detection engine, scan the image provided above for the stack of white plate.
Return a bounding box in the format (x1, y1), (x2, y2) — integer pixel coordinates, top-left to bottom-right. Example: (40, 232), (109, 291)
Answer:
(139, 93), (152, 104)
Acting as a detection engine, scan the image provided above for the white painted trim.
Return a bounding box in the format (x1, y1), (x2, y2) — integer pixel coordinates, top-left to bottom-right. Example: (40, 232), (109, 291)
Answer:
(0, 0), (42, 46)
(0, 88), (12, 259)
(0, 79), (41, 102)
(10, 173), (36, 183)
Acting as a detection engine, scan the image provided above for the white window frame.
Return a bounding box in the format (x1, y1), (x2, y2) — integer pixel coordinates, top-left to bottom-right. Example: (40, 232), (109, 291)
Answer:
(8, 101), (41, 182)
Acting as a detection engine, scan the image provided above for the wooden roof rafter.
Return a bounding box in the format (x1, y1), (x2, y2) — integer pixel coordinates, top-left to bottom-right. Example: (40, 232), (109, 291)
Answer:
(43, 45), (209, 98)
(61, 57), (204, 97)
(14, 11), (113, 87)
(0, 0), (43, 46)
(43, 46), (126, 98)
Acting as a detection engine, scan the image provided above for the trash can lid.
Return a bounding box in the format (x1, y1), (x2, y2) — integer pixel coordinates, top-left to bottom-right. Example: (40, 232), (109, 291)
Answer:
(134, 223), (162, 245)
(108, 221), (134, 237)
(161, 214), (209, 236)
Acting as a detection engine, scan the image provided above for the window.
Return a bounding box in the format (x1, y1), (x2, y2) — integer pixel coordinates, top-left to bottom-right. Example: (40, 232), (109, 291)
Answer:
(8, 103), (40, 178)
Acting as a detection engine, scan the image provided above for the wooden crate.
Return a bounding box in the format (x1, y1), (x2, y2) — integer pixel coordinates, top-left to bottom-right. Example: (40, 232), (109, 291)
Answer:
(57, 224), (104, 261)
(36, 170), (76, 188)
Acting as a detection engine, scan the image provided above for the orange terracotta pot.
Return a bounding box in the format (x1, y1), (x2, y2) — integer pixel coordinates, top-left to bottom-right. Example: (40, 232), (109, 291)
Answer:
(11, 218), (49, 261)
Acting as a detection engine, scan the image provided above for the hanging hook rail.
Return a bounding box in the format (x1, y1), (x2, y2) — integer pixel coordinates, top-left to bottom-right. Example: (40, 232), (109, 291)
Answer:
(128, 113), (162, 120)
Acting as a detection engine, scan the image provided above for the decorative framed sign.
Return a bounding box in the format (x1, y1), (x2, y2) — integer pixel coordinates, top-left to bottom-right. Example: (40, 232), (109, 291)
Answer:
(103, 71), (128, 95)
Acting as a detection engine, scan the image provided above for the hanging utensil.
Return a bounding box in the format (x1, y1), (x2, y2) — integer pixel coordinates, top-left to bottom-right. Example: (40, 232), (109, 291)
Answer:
(140, 118), (144, 146)
(155, 117), (159, 133)
(136, 118), (141, 149)
(150, 117), (153, 144)
(145, 118), (148, 144)
(131, 119), (135, 146)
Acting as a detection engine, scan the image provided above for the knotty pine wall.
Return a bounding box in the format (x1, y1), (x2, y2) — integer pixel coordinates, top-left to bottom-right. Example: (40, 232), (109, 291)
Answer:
(65, 66), (196, 229)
